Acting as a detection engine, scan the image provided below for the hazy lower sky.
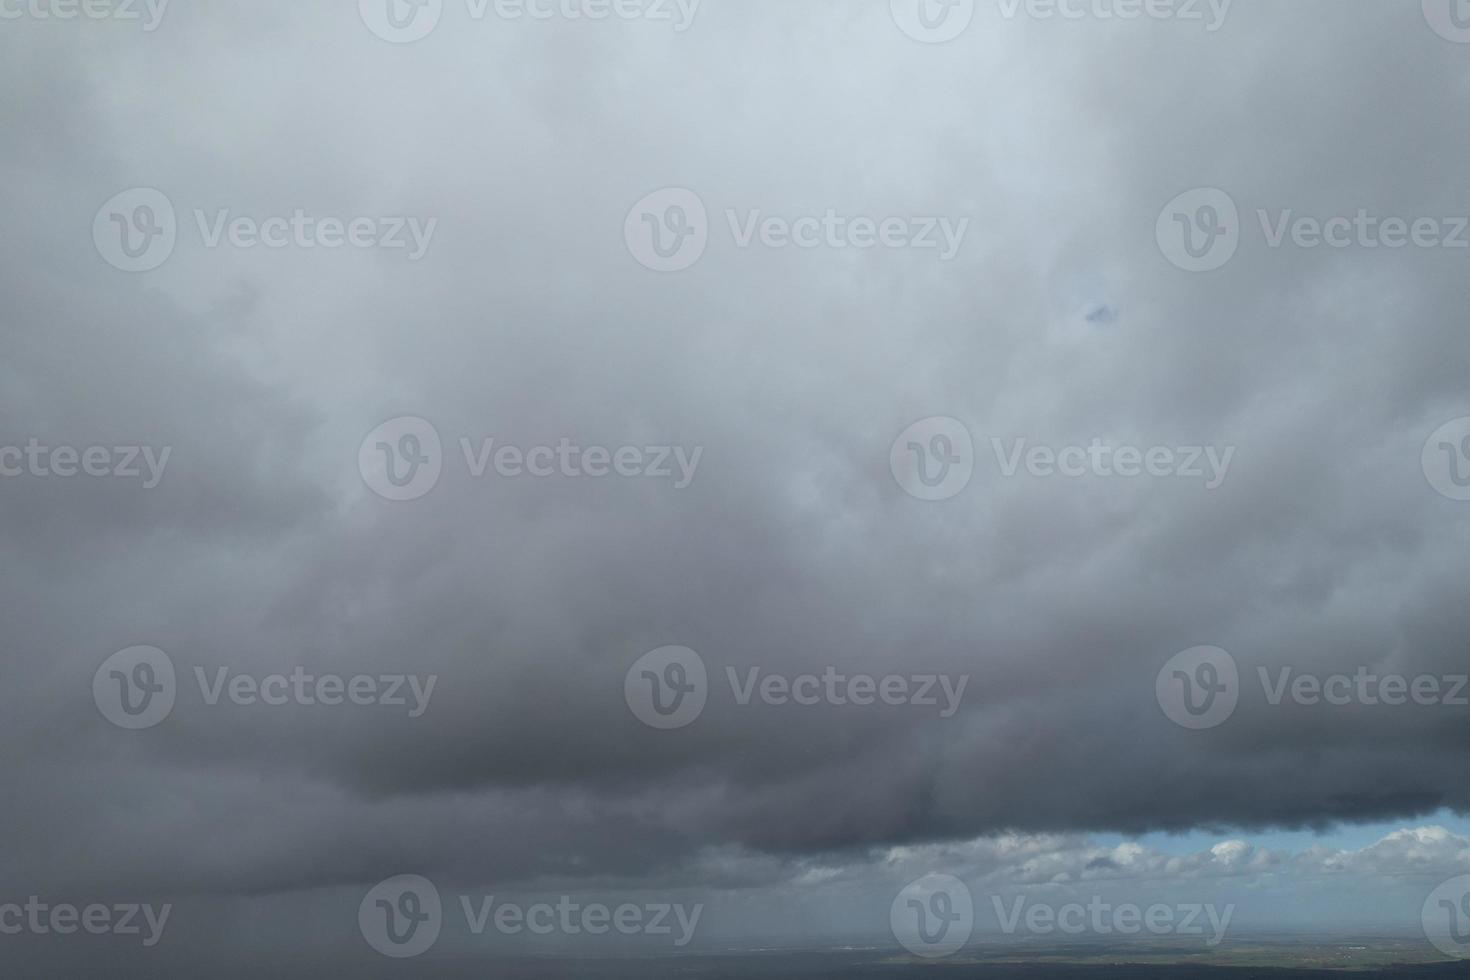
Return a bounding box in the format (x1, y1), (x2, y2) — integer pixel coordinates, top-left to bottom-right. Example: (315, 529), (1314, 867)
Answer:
(3, 0), (1469, 974)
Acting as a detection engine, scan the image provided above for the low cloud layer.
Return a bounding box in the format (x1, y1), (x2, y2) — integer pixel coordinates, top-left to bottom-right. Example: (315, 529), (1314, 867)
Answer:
(2, 0), (1469, 973)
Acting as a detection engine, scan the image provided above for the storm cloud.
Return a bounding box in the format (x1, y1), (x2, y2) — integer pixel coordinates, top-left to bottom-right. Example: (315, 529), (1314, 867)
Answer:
(1, 0), (1468, 973)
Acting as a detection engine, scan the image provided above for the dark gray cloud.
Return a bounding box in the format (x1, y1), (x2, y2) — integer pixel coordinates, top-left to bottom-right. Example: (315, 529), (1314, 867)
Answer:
(2, 0), (1470, 973)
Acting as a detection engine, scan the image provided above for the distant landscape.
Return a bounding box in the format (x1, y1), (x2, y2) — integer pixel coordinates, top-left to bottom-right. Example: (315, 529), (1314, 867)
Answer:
(220, 941), (1470, 979)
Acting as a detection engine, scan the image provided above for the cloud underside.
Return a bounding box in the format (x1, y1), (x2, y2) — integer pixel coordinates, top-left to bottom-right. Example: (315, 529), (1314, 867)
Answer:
(1, 0), (1468, 919)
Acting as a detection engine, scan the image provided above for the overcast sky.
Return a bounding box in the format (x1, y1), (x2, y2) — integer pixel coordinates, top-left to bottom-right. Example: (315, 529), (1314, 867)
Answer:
(2, 0), (1469, 974)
